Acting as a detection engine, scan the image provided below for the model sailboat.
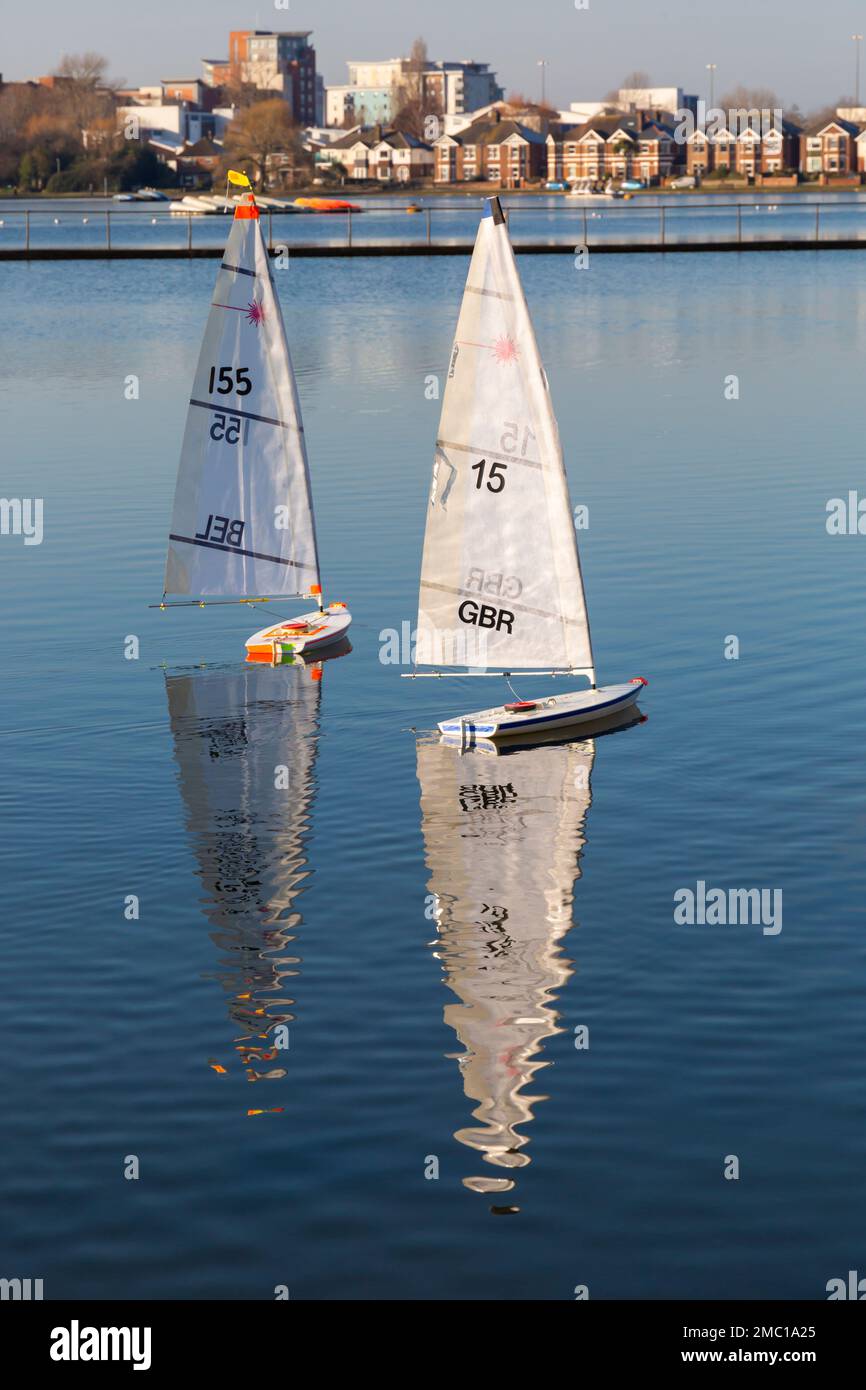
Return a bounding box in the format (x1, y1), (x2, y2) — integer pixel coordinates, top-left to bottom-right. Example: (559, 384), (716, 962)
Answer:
(161, 173), (350, 661)
(405, 196), (645, 738)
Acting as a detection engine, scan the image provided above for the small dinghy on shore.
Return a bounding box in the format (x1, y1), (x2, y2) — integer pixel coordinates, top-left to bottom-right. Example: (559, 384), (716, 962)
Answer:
(403, 195), (644, 739)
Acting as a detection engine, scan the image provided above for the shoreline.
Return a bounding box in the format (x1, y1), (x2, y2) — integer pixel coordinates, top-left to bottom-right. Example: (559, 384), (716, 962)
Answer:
(4, 238), (866, 260)
(1, 184), (863, 204)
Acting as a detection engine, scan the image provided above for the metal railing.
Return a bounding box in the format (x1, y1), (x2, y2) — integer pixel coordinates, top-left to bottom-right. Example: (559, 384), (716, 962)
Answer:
(3, 198), (866, 255)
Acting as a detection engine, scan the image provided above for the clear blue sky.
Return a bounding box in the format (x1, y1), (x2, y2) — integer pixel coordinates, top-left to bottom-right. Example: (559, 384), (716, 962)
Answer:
(4, 0), (864, 112)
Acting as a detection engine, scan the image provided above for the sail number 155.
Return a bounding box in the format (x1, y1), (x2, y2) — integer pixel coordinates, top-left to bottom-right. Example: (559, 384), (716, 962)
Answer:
(208, 366), (252, 396)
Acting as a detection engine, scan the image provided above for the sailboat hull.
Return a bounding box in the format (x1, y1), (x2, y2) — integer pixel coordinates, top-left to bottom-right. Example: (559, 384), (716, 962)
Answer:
(438, 682), (645, 739)
(245, 606), (351, 661)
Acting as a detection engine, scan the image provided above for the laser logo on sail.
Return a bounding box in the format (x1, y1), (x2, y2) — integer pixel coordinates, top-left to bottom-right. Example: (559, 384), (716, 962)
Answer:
(492, 336), (519, 364)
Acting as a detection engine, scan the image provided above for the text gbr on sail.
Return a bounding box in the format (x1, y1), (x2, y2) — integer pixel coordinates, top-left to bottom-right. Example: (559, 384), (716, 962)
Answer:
(458, 599), (515, 634)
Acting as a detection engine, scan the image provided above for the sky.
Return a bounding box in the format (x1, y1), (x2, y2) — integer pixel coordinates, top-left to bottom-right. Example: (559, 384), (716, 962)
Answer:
(4, 0), (864, 113)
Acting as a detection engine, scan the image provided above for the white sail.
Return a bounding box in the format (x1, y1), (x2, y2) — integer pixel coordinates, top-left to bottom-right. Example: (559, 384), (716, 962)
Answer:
(416, 734), (595, 1193)
(416, 197), (593, 672)
(164, 201), (320, 597)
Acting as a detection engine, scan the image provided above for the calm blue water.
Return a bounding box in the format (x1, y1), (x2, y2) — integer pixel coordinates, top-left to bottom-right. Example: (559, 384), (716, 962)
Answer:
(1, 247), (865, 1300)
(4, 191), (866, 249)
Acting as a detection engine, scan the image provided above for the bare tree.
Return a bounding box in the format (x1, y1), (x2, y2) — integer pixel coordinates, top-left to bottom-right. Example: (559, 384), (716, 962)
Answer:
(506, 92), (557, 115)
(717, 84), (781, 113)
(218, 61), (273, 111)
(54, 51), (117, 136)
(223, 99), (304, 189)
(603, 71), (653, 104)
(393, 37), (439, 139)
(806, 99), (856, 127)
(55, 51), (109, 84)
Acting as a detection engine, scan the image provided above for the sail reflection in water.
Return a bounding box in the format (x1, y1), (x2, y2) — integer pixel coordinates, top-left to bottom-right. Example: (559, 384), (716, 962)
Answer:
(165, 659), (332, 1101)
(417, 730), (597, 1201)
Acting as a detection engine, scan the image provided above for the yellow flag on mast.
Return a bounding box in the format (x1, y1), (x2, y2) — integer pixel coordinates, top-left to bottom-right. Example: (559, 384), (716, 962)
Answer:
(227, 169), (252, 187)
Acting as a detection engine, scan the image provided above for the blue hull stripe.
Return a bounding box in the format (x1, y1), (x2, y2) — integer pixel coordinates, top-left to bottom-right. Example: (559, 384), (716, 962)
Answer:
(440, 686), (639, 734)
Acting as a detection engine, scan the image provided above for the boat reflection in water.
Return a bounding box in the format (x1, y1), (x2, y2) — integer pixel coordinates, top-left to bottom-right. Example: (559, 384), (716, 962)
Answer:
(164, 641), (349, 1109)
(416, 705), (643, 1208)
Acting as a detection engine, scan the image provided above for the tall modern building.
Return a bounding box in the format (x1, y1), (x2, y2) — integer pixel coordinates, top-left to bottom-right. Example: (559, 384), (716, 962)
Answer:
(202, 30), (317, 126)
(326, 57), (502, 128)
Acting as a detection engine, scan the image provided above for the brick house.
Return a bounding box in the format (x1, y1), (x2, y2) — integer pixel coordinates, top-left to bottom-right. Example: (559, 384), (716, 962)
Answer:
(368, 130), (433, 182)
(175, 136), (223, 185)
(434, 115), (547, 187)
(547, 113), (679, 186)
(801, 118), (860, 175)
(687, 118), (801, 177)
(757, 119), (801, 172)
(329, 125), (433, 181)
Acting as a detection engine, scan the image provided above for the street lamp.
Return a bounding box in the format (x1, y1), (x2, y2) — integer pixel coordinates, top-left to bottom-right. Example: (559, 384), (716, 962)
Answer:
(853, 35), (863, 106)
(706, 63), (717, 108)
(537, 59), (548, 106)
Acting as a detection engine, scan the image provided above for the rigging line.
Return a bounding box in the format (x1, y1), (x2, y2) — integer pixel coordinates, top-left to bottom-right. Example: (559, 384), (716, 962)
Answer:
(504, 673), (523, 703)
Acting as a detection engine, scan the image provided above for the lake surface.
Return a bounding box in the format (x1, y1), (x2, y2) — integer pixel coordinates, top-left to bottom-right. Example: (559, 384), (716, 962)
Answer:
(1, 246), (864, 1300)
(5, 190), (866, 250)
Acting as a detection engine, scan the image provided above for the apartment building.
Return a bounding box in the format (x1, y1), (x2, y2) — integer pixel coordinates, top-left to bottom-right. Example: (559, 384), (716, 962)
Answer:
(202, 30), (317, 126)
(326, 57), (501, 127)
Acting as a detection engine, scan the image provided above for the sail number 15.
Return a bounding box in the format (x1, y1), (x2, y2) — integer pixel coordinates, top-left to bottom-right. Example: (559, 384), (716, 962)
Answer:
(208, 366), (252, 396)
(472, 459), (507, 493)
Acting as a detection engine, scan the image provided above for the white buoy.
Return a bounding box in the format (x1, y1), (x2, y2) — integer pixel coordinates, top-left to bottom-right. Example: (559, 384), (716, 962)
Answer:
(82, 217), (88, 224)
(53, 217), (60, 224)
